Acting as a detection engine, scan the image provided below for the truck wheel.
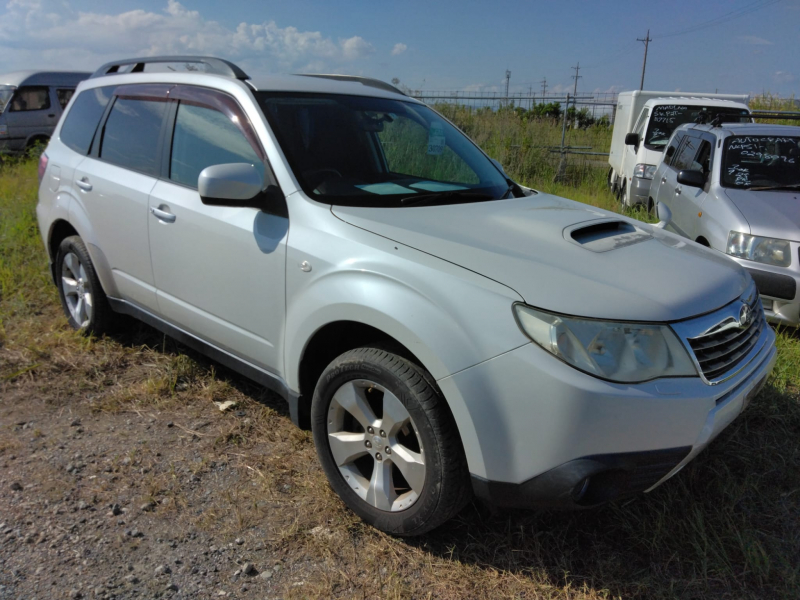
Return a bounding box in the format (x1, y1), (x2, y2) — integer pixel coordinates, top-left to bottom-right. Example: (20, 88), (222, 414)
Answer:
(620, 183), (628, 208)
(55, 236), (114, 335)
(311, 347), (471, 536)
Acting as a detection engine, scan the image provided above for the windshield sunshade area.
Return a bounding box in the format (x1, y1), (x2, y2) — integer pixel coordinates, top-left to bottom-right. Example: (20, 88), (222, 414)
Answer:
(256, 92), (512, 207)
(722, 136), (799, 190)
(0, 86), (15, 113)
(645, 105), (751, 148)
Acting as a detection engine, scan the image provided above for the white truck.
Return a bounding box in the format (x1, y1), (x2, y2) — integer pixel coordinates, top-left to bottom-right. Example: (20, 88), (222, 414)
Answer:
(608, 91), (751, 211)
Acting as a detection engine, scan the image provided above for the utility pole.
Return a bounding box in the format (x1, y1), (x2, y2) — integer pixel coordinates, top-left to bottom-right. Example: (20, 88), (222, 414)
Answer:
(504, 69), (511, 101)
(571, 62), (582, 117)
(637, 29), (651, 90)
(540, 77), (547, 101)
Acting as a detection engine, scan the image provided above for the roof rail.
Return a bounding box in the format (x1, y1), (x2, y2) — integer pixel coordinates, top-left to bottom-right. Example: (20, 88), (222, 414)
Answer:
(297, 74), (405, 96)
(90, 56), (249, 80)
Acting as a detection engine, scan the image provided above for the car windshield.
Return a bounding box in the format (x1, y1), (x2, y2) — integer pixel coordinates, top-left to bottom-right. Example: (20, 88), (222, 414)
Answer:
(721, 135), (800, 190)
(256, 92), (512, 207)
(0, 86), (15, 113)
(645, 104), (751, 148)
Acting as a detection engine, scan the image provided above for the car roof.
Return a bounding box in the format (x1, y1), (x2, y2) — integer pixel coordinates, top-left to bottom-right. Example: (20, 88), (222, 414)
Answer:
(0, 71), (91, 87)
(675, 122), (800, 137)
(643, 97), (750, 108)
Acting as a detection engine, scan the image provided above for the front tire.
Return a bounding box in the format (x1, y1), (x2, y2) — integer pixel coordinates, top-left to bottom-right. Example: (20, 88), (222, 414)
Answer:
(55, 236), (113, 335)
(311, 347), (471, 536)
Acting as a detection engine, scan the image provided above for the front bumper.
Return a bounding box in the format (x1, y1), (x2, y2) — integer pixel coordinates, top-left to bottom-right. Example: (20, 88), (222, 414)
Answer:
(743, 266), (800, 327)
(438, 317), (776, 509)
(629, 176), (652, 206)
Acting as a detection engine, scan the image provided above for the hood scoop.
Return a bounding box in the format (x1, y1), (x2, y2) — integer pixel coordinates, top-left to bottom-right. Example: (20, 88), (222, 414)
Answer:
(565, 219), (653, 253)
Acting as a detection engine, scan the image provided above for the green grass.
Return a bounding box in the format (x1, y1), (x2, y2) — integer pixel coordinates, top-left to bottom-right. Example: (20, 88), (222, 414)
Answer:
(2, 143), (800, 598)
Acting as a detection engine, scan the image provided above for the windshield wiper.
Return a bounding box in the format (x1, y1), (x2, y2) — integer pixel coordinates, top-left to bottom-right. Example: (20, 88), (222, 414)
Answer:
(400, 190), (495, 207)
(746, 183), (800, 191)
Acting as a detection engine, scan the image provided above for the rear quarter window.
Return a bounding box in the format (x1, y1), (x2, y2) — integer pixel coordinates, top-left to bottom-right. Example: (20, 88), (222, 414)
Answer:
(60, 87), (113, 155)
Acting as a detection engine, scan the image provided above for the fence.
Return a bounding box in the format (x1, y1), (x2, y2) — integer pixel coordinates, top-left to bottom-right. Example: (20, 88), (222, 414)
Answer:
(410, 90), (620, 122)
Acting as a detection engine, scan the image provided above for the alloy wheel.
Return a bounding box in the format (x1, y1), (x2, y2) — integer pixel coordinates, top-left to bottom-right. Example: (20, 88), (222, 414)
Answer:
(326, 379), (426, 512)
(60, 252), (93, 328)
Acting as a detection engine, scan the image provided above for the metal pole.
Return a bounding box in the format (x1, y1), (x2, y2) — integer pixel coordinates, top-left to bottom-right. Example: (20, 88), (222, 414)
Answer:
(637, 29), (651, 90)
(555, 93), (569, 183)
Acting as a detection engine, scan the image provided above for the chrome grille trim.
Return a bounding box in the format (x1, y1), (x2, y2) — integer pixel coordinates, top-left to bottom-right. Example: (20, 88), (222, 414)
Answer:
(671, 282), (768, 385)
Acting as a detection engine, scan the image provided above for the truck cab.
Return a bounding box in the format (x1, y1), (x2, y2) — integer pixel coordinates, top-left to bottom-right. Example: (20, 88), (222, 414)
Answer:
(608, 91), (750, 210)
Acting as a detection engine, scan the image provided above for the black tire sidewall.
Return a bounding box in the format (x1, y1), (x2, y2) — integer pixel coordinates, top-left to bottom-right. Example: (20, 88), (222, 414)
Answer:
(311, 350), (447, 535)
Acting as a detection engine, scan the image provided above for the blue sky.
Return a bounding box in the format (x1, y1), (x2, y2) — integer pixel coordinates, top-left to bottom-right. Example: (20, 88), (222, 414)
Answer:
(1, 0), (798, 98)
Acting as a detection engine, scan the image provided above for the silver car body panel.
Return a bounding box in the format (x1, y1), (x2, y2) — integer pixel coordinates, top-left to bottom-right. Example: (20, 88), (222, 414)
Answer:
(37, 70), (776, 490)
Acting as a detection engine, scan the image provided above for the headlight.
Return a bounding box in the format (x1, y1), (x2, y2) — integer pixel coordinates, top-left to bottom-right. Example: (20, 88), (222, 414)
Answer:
(727, 232), (791, 267)
(513, 304), (697, 383)
(634, 163), (657, 180)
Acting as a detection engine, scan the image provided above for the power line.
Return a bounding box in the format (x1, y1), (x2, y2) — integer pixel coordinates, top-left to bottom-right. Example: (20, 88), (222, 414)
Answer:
(654, 0), (782, 39)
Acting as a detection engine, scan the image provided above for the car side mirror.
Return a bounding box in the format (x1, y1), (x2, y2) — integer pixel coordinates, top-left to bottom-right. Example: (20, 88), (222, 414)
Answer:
(624, 133), (639, 146)
(198, 163), (286, 217)
(655, 203), (672, 229)
(677, 169), (705, 188)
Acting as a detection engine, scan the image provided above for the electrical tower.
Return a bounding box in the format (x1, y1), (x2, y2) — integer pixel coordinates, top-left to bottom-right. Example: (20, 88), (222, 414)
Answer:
(637, 30), (652, 90)
(540, 77), (547, 100)
(504, 69), (511, 99)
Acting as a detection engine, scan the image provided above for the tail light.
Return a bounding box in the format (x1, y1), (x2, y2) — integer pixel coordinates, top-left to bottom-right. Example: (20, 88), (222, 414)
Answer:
(38, 152), (48, 183)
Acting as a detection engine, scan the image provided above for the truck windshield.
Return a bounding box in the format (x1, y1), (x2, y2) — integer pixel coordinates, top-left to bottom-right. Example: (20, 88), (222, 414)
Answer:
(0, 86), (14, 113)
(645, 105), (751, 149)
(256, 92), (512, 207)
(721, 135), (800, 190)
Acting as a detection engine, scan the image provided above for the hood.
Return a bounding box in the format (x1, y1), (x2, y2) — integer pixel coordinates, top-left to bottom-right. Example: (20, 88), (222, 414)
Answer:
(724, 188), (800, 241)
(332, 194), (748, 322)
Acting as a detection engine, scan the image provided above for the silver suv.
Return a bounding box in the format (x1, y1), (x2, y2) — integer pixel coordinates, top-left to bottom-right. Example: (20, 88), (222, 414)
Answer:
(36, 56), (777, 535)
(650, 122), (800, 326)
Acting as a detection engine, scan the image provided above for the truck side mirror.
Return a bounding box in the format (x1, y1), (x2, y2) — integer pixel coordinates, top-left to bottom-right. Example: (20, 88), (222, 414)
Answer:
(677, 170), (705, 188)
(625, 133), (639, 146)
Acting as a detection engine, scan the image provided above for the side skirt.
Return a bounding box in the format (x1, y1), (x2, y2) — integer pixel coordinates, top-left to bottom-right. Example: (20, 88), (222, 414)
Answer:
(107, 297), (304, 427)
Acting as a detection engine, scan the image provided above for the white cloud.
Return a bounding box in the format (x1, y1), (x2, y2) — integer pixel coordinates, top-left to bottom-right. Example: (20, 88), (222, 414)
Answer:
(773, 71), (795, 84)
(391, 43), (407, 56)
(0, 1), (376, 74)
(739, 35), (773, 45)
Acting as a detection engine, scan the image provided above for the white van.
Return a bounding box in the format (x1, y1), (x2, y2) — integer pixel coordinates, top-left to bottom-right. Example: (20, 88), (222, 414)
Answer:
(608, 91), (750, 210)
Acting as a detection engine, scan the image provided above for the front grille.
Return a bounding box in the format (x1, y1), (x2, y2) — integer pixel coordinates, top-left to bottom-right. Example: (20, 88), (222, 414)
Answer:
(686, 294), (764, 382)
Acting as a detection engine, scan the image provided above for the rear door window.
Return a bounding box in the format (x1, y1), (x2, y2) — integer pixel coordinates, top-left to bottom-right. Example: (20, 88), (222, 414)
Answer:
(100, 98), (167, 176)
(9, 86), (50, 112)
(60, 87), (113, 155)
(170, 103), (264, 188)
(56, 89), (75, 109)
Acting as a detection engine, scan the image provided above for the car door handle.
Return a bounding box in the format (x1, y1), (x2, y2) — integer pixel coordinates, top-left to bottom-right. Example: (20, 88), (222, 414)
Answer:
(75, 178), (92, 192)
(675, 186), (682, 194)
(150, 206), (176, 223)
(48, 114), (56, 118)
(661, 177), (667, 184)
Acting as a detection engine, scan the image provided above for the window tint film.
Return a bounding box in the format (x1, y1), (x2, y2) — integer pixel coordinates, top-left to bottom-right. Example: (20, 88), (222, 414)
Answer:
(170, 103), (264, 188)
(60, 87), (112, 155)
(100, 98), (166, 176)
(721, 135), (799, 189)
(258, 92), (509, 207)
(9, 86), (50, 112)
(56, 89), (75, 109)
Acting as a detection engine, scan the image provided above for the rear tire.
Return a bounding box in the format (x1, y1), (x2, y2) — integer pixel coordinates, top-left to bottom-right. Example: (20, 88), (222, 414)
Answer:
(55, 236), (114, 335)
(311, 347), (471, 536)
(620, 182), (628, 208)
